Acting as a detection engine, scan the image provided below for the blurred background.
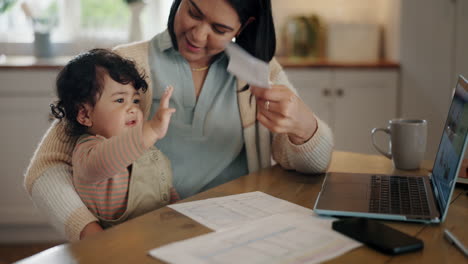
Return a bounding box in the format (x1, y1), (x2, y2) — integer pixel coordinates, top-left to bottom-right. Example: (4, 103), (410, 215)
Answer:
(0, 0), (173, 55)
(0, 0), (399, 62)
(0, 0), (467, 253)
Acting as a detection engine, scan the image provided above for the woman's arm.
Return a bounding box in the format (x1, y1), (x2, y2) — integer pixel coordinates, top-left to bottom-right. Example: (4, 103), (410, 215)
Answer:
(271, 119), (334, 173)
(24, 121), (99, 241)
(80, 221), (103, 240)
(253, 59), (334, 173)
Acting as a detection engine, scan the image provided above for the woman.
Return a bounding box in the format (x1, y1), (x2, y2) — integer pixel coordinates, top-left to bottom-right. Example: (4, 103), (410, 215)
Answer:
(24, 0), (333, 241)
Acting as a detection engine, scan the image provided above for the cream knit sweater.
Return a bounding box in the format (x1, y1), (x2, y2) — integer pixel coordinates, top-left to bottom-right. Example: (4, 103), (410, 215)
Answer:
(24, 40), (334, 241)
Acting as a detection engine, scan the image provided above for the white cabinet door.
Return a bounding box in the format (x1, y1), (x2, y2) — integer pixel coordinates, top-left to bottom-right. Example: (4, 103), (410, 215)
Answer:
(285, 69), (334, 126)
(0, 69), (65, 242)
(0, 97), (52, 225)
(333, 70), (398, 154)
(285, 68), (398, 155)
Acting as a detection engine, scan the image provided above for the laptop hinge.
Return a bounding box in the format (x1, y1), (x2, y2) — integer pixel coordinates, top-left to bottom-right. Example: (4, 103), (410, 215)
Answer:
(429, 172), (438, 199)
(428, 173), (443, 218)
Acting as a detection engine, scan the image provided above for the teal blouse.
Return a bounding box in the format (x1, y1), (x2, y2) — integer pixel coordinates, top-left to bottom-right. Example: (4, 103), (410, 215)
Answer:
(148, 30), (248, 198)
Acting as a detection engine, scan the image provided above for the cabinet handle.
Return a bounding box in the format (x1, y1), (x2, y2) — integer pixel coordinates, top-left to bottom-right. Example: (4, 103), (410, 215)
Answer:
(322, 89), (331, 97)
(336, 89), (344, 97)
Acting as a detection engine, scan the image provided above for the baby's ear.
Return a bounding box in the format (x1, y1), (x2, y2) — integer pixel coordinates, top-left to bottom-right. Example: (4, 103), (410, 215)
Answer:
(77, 104), (93, 127)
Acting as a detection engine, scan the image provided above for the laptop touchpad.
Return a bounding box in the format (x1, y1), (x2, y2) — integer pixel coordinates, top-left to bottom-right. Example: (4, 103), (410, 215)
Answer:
(325, 183), (368, 199)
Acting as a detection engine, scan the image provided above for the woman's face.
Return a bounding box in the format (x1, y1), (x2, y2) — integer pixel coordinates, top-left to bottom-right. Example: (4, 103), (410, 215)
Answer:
(173, 0), (242, 65)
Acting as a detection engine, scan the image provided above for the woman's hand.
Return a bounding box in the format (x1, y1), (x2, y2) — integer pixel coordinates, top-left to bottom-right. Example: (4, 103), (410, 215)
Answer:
(80, 221), (103, 240)
(250, 85), (318, 145)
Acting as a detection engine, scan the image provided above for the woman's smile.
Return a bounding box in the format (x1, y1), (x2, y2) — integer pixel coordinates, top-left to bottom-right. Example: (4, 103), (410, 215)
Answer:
(184, 35), (203, 53)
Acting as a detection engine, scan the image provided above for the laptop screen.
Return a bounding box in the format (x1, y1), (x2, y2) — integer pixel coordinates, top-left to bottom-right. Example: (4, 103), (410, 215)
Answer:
(432, 76), (468, 214)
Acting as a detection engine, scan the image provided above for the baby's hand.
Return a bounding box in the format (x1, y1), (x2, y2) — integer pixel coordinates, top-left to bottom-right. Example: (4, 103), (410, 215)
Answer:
(149, 86), (176, 140)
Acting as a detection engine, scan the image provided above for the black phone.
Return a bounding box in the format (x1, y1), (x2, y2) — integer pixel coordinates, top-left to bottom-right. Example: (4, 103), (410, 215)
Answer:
(332, 218), (424, 255)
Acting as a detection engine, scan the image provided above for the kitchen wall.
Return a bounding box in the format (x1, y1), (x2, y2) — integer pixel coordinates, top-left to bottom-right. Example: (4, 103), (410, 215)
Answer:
(271, 0), (400, 62)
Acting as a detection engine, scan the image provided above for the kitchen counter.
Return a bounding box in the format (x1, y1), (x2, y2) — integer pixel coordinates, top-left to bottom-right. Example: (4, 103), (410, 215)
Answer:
(0, 55), (400, 70)
(277, 57), (400, 69)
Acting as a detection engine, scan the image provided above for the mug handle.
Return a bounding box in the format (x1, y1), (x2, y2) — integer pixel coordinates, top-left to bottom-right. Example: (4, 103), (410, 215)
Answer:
(371, 127), (392, 159)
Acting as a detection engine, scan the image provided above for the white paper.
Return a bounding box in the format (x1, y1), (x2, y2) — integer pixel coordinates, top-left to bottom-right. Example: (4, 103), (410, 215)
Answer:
(225, 42), (271, 89)
(149, 213), (361, 264)
(168, 191), (319, 231)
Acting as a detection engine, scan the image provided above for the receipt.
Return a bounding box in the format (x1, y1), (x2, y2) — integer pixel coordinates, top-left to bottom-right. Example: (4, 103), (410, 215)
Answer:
(225, 42), (271, 89)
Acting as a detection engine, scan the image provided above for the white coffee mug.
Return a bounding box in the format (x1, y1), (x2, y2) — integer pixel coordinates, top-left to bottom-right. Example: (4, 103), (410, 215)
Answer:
(371, 119), (427, 170)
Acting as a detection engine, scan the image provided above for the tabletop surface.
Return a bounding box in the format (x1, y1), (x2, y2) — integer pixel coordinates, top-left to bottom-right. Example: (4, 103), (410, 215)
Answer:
(16, 152), (468, 264)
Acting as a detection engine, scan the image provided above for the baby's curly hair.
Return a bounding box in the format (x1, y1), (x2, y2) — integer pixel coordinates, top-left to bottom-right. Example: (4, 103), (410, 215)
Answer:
(50, 48), (148, 137)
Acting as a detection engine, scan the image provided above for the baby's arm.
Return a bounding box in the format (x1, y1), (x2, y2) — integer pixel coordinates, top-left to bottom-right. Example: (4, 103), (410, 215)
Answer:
(142, 85), (176, 148)
(73, 128), (147, 183)
(74, 86), (175, 183)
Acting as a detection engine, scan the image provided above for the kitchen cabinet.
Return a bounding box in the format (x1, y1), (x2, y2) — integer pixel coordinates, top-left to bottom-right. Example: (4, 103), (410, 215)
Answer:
(285, 68), (398, 154)
(0, 69), (65, 242)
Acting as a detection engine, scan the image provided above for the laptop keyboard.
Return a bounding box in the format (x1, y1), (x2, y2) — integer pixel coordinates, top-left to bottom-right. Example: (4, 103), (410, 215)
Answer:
(369, 175), (431, 216)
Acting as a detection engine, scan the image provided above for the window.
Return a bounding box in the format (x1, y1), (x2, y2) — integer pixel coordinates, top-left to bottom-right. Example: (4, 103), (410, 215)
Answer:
(81, 0), (129, 36)
(0, 0), (172, 55)
(68, 0), (130, 42)
(0, 0), (34, 42)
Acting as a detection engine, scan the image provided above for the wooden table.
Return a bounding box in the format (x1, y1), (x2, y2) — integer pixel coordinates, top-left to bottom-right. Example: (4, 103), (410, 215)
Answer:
(17, 152), (468, 263)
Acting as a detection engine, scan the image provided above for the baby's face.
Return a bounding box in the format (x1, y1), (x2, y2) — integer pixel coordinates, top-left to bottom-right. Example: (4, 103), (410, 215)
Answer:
(87, 74), (143, 138)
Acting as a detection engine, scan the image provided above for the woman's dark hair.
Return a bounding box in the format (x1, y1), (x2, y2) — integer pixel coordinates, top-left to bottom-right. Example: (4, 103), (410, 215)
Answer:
(51, 48), (148, 137)
(167, 0), (276, 63)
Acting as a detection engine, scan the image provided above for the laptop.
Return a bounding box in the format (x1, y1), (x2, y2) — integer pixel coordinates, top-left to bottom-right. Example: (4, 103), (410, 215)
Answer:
(314, 75), (468, 223)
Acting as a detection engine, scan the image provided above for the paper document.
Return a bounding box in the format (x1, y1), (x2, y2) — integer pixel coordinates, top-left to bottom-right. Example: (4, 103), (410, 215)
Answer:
(169, 191), (317, 231)
(149, 213), (361, 264)
(225, 42), (271, 89)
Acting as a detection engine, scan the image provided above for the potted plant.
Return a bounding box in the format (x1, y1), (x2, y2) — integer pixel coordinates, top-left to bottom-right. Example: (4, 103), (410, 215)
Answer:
(0, 0), (17, 14)
(21, 0), (58, 57)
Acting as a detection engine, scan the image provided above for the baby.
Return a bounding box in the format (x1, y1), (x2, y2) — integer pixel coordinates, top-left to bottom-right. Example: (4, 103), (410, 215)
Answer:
(50, 48), (179, 228)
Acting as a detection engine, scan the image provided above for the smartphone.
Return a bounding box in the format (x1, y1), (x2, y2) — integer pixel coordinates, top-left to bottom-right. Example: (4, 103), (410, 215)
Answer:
(332, 218), (424, 255)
